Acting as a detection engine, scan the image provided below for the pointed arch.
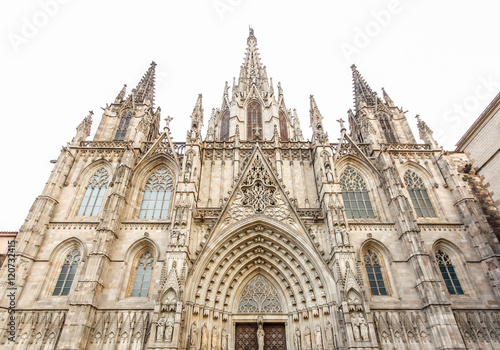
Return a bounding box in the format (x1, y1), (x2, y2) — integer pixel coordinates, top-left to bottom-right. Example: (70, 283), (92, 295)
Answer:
(359, 239), (394, 297)
(378, 113), (397, 143)
(237, 274), (283, 313)
(138, 167), (173, 219)
(339, 166), (375, 219)
(114, 109), (133, 141)
(279, 111), (288, 141)
(247, 101), (262, 140)
(403, 169), (436, 218)
(220, 110), (230, 141)
(77, 167), (109, 216)
(432, 239), (469, 296)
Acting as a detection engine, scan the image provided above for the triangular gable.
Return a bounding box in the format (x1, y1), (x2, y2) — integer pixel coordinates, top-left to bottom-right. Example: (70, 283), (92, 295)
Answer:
(202, 145), (315, 246)
(333, 132), (382, 179)
(243, 84), (267, 108)
(133, 131), (180, 170)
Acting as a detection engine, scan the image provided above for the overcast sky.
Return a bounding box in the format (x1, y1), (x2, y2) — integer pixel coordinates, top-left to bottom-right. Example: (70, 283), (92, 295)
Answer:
(1, 0), (499, 231)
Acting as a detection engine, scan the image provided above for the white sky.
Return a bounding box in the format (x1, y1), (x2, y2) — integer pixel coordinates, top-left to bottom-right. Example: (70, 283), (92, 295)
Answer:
(1, 0), (499, 231)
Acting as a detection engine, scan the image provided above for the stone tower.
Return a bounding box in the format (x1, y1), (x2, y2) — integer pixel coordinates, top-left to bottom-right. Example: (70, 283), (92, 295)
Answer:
(1, 29), (500, 350)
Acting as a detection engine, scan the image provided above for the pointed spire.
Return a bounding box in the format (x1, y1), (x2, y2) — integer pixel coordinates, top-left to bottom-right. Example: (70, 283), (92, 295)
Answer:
(238, 28), (268, 93)
(134, 61), (156, 105)
(71, 111), (93, 146)
(310, 95), (328, 144)
(309, 95), (323, 124)
(416, 114), (439, 149)
(381, 87), (394, 106)
(351, 64), (381, 111)
(114, 84), (127, 104)
(188, 94), (203, 143)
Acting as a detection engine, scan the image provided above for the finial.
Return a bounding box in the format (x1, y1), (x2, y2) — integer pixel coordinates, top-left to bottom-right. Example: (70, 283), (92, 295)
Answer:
(249, 25), (254, 36)
(164, 116), (173, 129)
(337, 118), (346, 131)
(350, 64), (357, 70)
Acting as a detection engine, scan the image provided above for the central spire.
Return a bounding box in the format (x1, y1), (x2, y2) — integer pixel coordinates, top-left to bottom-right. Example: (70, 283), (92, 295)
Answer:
(134, 61), (156, 106)
(237, 28), (269, 94)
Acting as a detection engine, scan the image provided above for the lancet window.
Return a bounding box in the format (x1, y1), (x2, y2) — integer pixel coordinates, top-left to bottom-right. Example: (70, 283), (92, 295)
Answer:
(238, 275), (282, 313)
(77, 168), (109, 216)
(363, 250), (388, 296)
(139, 167), (173, 219)
(247, 101), (262, 140)
(220, 110), (230, 141)
(53, 249), (81, 296)
(436, 250), (464, 295)
(115, 110), (132, 140)
(131, 251), (154, 297)
(340, 167), (375, 219)
(379, 115), (397, 143)
(404, 170), (436, 218)
(279, 111), (288, 141)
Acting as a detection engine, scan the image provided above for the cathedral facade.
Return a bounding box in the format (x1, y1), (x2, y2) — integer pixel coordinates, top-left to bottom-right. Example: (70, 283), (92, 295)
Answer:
(2, 30), (500, 350)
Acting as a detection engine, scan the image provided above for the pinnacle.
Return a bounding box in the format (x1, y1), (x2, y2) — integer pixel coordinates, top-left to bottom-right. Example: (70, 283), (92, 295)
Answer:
(133, 61), (156, 105)
(351, 65), (379, 111)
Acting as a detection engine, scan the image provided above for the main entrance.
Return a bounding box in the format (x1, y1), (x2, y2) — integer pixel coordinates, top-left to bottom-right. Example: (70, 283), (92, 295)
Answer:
(235, 323), (286, 350)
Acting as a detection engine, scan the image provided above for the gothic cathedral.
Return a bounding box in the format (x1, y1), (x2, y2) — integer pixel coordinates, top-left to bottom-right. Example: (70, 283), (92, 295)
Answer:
(2, 29), (500, 350)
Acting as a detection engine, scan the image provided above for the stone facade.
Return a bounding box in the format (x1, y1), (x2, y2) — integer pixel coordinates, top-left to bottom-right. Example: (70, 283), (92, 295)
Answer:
(1, 30), (500, 350)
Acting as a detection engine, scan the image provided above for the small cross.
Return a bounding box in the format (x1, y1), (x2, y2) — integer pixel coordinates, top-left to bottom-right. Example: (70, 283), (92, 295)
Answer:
(164, 116), (173, 128)
(336, 118), (345, 130)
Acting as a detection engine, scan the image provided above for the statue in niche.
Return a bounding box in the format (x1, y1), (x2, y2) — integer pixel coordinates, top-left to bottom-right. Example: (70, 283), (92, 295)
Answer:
(211, 326), (218, 350)
(171, 229), (179, 246)
(334, 228), (343, 246)
(359, 314), (369, 341)
(325, 163), (334, 183)
(190, 322), (197, 349)
(257, 322), (265, 350)
(178, 226), (187, 246)
(341, 228), (350, 246)
(221, 329), (228, 350)
(304, 326), (312, 350)
(351, 313), (361, 341)
(156, 315), (166, 342)
(325, 321), (334, 347)
(294, 327), (302, 350)
(201, 323), (209, 350)
(315, 325), (323, 349)
(165, 319), (174, 342)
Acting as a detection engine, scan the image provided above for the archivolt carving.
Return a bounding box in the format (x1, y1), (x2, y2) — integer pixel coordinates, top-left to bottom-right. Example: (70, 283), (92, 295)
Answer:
(192, 226), (330, 317)
(238, 275), (282, 313)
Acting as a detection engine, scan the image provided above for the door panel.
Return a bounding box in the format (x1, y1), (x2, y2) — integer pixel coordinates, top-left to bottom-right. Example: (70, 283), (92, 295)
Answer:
(236, 324), (258, 350)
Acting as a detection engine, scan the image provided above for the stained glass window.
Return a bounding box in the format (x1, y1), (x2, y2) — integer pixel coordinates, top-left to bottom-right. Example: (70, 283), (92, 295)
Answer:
(364, 250), (387, 296)
(220, 111), (230, 141)
(238, 275), (282, 313)
(404, 170), (436, 218)
(77, 168), (109, 216)
(114, 110), (132, 141)
(53, 249), (80, 296)
(340, 167), (375, 219)
(379, 115), (397, 143)
(247, 102), (262, 140)
(131, 252), (154, 297)
(279, 111), (288, 141)
(436, 250), (464, 295)
(139, 168), (173, 219)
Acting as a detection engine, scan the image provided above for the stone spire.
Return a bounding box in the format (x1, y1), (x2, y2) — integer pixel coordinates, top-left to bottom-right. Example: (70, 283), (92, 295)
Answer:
(114, 84), (127, 104)
(71, 111), (93, 146)
(237, 28), (269, 94)
(133, 61), (156, 105)
(310, 95), (328, 144)
(381, 87), (394, 107)
(416, 114), (439, 149)
(351, 64), (381, 111)
(188, 94), (203, 143)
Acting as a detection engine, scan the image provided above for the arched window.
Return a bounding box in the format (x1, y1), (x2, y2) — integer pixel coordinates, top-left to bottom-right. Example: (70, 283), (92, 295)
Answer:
(114, 110), (132, 141)
(53, 249), (80, 296)
(279, 111), (288, 141)
(131, 251), (154, 297)
(404, 170), (436, 218)
(77, 168), (109, 216)
(340, 167), (375, 219)
(220, 110), (230, 141)
(139, 167), (173, 219)
(247, 102), (262, 140)
(238, 275), (282, 313)
(363, 250), (387, 296)
(436, 250), (464, 295)
(379, 115), (397, 143)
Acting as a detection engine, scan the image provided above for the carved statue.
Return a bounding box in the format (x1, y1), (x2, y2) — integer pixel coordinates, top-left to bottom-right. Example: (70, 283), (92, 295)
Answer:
(294, 327), (302, 350)
(221, 329), (228, 350)
(351, 313), (361, 341)
(334, 228), (343, 246)
(170, 230), (179, 246)
(305, 326), (312, 350)
(165, 319), (174, 342)
(178, 227), (187, 246)
(156, 315), (166, 342)
(201, 323), (209, 350)
(325, 321), (334, 347)
(359, 314), (369, 341)
(257, 321), (265, 350)
(341, 228), (350, 246)
(315, 325), (323, 349)
(190, 322), (197, 348)
(325, 163), (334, 183)
(211, 326), (218, 350)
